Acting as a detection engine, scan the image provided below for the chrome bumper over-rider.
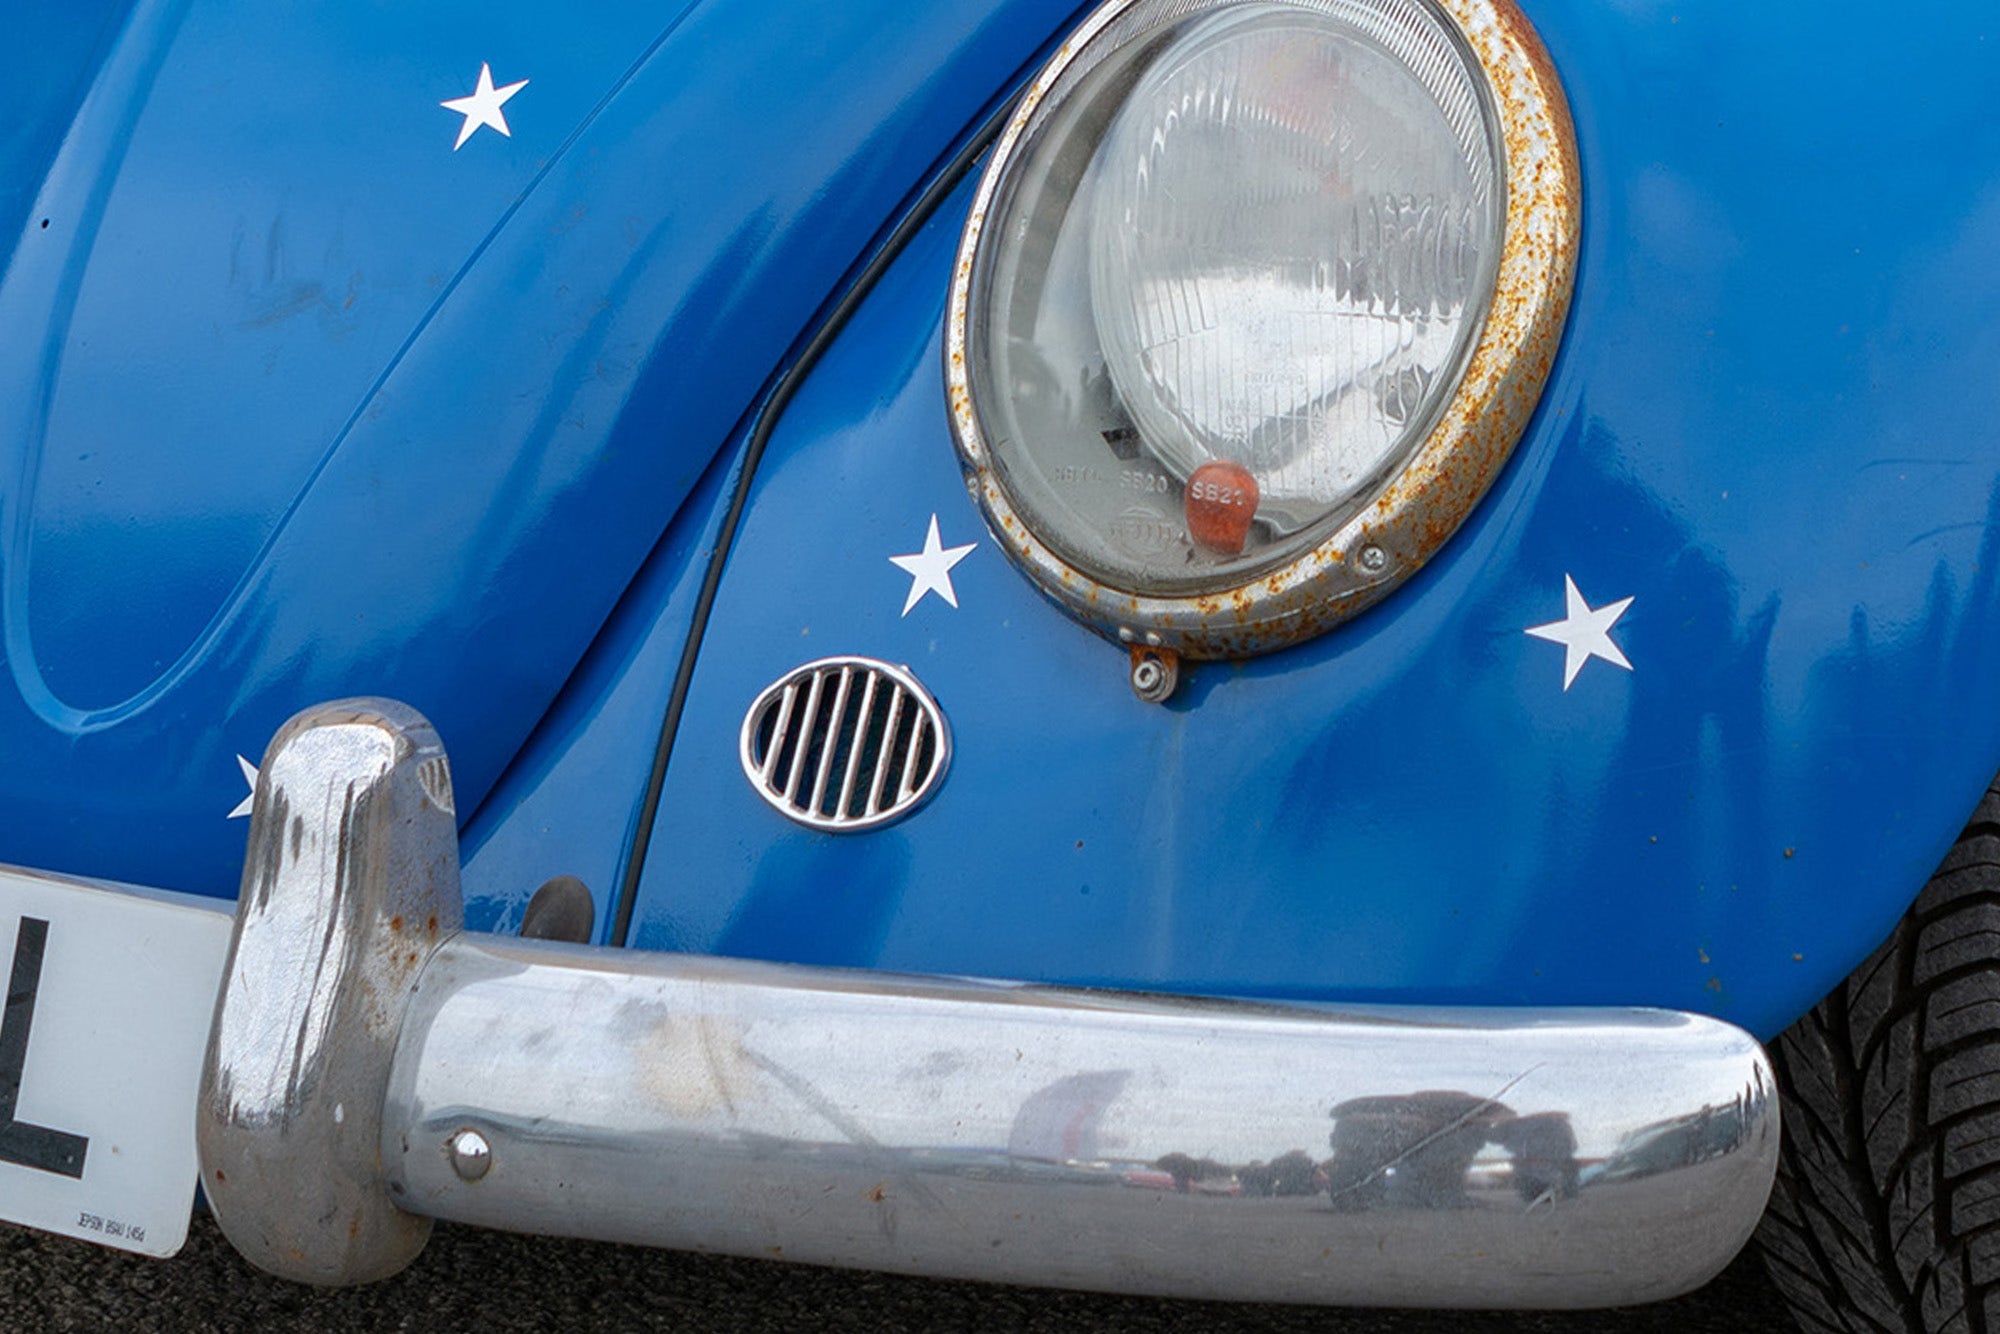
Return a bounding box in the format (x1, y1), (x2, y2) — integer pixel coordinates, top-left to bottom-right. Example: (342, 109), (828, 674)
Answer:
(191, 699), (1777, 1306)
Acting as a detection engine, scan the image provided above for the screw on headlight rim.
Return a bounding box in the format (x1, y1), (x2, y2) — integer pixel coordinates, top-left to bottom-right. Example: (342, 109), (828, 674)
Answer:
(1129, 646), (1180, 704)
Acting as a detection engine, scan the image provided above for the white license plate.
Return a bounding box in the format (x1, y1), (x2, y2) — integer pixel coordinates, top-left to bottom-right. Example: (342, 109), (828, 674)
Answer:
(0, 866), (233, 1257)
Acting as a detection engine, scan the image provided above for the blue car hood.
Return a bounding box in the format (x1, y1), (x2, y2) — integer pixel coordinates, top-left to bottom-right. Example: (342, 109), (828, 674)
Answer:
(0, 0), (1076, 894)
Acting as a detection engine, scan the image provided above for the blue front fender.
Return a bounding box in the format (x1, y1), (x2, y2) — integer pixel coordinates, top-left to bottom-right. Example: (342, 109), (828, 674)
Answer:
(543, 0), (2000, 1041)
(5, 1), (1999, 1044)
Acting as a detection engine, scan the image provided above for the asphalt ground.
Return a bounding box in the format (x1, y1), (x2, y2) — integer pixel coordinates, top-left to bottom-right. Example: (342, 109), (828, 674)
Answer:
(1, 1212), (1797, 1333)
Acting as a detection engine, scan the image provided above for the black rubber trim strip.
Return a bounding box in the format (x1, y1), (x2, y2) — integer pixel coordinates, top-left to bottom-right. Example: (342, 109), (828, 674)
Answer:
(608, 88), (1023, 948)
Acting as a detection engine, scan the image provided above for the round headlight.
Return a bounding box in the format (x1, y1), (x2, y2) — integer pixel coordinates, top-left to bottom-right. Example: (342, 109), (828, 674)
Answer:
(946, 0), (1577, 658)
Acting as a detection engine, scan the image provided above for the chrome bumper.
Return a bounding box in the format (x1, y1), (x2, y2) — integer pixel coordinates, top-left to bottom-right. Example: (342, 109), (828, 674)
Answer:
(196, 700), (1779, 1306)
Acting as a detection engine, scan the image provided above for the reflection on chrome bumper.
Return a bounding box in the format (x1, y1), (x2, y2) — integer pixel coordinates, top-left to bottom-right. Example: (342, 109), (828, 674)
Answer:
(197, 700), (1779, 1306)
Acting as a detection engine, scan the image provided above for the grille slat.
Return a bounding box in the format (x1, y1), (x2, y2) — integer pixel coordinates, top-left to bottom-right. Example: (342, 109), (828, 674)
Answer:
(898, 710), (929, 804)
(759, 681), (800, 786)
(834, 670), (880, 822)
(806, 665), (854, 817)
(865, 687), (908, 820)
(741, 658), (950, 832)
(781, 669), (827, 804)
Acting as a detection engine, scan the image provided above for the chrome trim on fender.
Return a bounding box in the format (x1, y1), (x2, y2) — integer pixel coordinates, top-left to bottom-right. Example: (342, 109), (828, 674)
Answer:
(197, 700), (1778, 1304)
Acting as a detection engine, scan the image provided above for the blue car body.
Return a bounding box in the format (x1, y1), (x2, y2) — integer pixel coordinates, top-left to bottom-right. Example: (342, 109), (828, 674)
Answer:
(4, 0), (1999, 1050)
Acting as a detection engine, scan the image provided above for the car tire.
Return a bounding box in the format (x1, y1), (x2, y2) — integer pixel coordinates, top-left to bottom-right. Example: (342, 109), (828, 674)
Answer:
(1758, 777), (2000, 1333)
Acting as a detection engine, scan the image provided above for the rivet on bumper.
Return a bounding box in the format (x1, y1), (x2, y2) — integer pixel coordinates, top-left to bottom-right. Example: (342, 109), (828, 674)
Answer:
(448, 1129), (492, 1183)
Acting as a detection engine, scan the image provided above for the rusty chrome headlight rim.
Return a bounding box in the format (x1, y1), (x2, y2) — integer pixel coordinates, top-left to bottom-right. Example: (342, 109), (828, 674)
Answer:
(944, 0), (1580, 660)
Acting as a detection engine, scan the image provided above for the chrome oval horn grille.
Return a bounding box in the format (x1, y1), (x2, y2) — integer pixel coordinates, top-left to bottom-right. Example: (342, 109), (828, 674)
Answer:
(740, 657), (951, 831)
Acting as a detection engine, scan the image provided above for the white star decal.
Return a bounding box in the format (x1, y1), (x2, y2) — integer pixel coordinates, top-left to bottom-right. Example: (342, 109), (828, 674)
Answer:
(1525, 574), (1635, 691)
(227, 754), (258, 820)
(440, 62), (528, 151)
(889, 515), (977, 616)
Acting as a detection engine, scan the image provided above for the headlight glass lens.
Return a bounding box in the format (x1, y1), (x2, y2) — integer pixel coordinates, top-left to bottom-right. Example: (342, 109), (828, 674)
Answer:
(967, 0), (1502, 594)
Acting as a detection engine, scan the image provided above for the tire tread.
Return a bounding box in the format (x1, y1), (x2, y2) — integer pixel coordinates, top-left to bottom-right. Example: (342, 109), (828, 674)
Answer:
(1759, 779), (2000, 1334)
